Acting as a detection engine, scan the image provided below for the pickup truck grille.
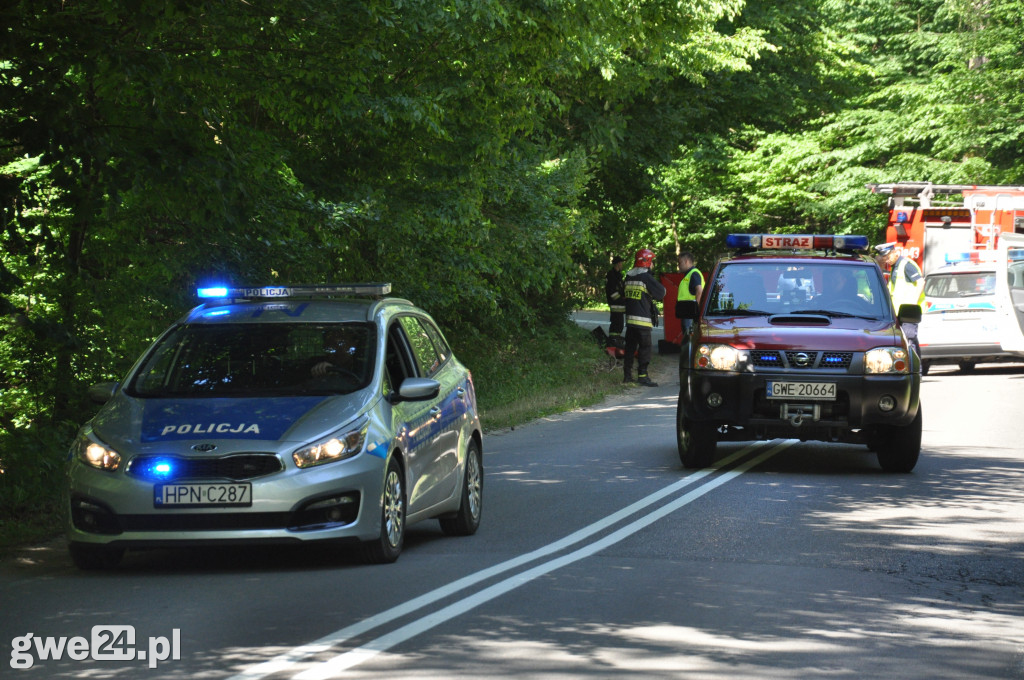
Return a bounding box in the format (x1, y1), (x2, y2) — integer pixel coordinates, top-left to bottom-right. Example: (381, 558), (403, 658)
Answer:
(750, 350), (854, 370)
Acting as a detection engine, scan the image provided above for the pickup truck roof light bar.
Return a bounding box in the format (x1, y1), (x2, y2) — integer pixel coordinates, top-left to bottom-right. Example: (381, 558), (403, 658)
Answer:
(726, 234), (869, 253)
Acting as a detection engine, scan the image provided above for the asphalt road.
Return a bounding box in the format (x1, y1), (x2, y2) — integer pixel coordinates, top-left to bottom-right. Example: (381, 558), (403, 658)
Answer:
(2, 361), (1023, 679)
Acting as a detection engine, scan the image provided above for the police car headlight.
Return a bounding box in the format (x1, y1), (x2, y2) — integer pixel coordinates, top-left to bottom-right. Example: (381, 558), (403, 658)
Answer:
(72, 433), (122, 471)
(865, 347), (910, 374)
(696, 344), (741, 371)
(293, 422), (368, 469)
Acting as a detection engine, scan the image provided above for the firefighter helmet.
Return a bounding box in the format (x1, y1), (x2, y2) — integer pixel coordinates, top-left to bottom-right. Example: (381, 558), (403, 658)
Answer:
(634, 248), (655, 268)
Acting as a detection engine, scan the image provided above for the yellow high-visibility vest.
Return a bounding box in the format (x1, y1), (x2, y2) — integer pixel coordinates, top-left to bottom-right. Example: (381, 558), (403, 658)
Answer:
(889, 257), (925, 307)
(677, 268), (703, 302)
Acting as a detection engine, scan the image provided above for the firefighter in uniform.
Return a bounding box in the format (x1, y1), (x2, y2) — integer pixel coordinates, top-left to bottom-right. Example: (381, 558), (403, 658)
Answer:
(675, 251), (704, 340)
(875, 242), (925, 356)
(624, 248), (666, 386)
(605, 255), (626, 347)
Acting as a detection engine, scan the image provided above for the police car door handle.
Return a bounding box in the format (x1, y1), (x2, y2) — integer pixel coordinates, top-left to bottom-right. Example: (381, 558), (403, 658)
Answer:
(429, 406), (442, 420)
(457, 387), (466, 399)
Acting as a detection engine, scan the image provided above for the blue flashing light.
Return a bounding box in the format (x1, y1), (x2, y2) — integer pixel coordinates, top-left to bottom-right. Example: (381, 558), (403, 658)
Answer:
(136, 457), (177, 481)
(833, 235), (870, 250)
(726, 234), (758, 249)
(943, 249), (1024, 263)
(198, 287), (229, 299)
(944, 251), (997, 265)
(896, 211), (909, 223)
(823, 355), (845, 364)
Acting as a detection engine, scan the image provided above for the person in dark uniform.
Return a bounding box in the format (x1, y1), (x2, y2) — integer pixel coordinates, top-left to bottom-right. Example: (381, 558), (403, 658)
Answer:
(605, 255), (626, 347)
(623, 248), (666, 386)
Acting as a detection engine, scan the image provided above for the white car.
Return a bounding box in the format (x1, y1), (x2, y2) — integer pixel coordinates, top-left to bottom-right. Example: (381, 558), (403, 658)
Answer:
(995, 235), (1024, 358)
(918, 258), (1019, 373)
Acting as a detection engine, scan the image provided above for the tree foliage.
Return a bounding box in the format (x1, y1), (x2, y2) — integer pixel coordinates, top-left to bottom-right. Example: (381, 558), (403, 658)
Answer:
(3, 0), (1023, 518)
(0, 0), (769, 513)
(640, 0), (1024, 270)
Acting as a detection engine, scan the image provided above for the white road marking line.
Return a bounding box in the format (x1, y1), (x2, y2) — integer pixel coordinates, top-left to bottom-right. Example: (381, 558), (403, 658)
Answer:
(229, 440), (790, 680)
(295, 440), (794, 679)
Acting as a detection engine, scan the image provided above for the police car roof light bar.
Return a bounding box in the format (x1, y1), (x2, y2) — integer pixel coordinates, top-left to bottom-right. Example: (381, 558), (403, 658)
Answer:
(197, 283), (392, 300)
(726, 234), (869, 252)
(944, 250), (1024, 263)
(944, 251), (999, 266)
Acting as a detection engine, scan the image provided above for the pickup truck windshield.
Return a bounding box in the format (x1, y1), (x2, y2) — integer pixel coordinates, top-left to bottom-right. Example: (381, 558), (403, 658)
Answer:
(707, 261), (889, 320)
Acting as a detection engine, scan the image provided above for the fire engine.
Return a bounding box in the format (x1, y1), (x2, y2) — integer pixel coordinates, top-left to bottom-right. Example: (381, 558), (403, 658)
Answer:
(867, 182), (1024, 275)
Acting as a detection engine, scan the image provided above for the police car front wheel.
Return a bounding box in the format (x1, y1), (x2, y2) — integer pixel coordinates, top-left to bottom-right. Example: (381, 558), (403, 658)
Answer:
(363, 457), (406, 564)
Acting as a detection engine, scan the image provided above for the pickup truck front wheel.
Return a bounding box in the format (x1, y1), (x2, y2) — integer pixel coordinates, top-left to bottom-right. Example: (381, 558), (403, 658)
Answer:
(677, 395), (717, 469)
(873, 407), (922, 473)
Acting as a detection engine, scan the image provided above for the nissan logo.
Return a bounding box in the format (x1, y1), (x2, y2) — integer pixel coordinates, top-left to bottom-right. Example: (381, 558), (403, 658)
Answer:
(191, 443), (218, 452)
(793, 352), (813, 367)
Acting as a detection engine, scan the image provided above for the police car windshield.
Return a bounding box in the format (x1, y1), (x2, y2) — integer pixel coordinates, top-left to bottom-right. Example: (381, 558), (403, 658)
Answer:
(923, 272), (995, 298)
(127, 322), (377, 398)
(707, 261), (888, 320)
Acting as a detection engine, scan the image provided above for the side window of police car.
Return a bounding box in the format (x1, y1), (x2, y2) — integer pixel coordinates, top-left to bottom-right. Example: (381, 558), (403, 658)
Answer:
(398, 316), (443, 378)
(419, 318), (451, 364)
(385, 323), (416, 395)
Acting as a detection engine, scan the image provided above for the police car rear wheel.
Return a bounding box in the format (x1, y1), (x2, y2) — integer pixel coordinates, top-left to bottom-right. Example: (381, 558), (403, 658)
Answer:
(677, 399), (716, 469)
(874, 407), (922, 473)
(363, 457), (405, 564)
(439, 438), (483, 536)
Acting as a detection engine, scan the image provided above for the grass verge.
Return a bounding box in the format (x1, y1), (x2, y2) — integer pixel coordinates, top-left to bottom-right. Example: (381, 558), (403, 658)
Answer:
(0, 509), (64, 558)
(463, 322), (630, 432)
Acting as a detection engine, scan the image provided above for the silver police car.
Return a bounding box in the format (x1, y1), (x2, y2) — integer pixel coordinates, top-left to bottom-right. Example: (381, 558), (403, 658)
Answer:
(66, 284), (483, 569)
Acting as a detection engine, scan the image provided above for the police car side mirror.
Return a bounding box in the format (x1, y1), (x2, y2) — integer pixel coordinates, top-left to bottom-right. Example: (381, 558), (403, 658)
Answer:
(675, 300), (699, 320)
(897, 303), (922, 325)
(389, 377), (441, 404)
(87, 381), (119, 404)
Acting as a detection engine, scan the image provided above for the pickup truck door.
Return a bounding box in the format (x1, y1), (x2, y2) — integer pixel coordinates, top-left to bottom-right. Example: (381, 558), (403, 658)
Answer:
(995, 233), (1024, 355)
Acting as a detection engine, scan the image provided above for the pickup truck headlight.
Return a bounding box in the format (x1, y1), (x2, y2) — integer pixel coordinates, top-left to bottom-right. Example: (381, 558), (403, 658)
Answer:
(696, 344), (742, 371)
(865, 347), (910, 374)
(293, 421), (368, 469)
(72, 432), (122, 471)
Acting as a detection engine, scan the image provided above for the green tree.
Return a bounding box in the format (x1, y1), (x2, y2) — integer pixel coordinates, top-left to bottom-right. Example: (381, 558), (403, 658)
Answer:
(637, 0), (1024, 261)
(0, 0), (779, 524)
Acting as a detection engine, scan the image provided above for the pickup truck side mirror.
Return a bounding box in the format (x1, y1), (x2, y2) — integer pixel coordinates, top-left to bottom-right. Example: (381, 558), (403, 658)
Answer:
(675, 300), (699, 320)
(897, 303), (922, 325)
